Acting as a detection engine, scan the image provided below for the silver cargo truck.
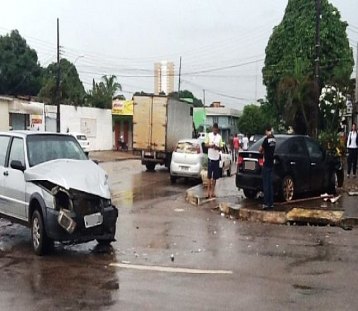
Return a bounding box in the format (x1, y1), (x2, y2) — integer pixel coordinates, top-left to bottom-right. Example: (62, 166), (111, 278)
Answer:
(133, 95), (193, 171)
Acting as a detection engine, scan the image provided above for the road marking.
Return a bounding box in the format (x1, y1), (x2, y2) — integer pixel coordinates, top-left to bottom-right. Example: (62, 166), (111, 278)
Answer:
(109, 263), (233, 275)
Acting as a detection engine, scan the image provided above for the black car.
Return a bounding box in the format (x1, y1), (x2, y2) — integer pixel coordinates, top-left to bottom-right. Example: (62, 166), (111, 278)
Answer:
(248, 134), (264, 147)
(236, 135), (343, 202)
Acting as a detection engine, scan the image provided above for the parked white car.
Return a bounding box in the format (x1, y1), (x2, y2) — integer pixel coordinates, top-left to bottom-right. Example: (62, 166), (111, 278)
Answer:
(0, 131), (118, 255)
(69, 132), (90, 155)
(219, 144), (232, 177)
(170, 139), (205, 183)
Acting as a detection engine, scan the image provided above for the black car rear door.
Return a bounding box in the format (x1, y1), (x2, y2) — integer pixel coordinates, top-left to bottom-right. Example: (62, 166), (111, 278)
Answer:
(284, 137), (310, 193)
(304, 137), (326, 192)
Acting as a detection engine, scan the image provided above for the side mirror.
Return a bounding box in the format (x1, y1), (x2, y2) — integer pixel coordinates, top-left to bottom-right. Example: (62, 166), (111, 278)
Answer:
(10, 160), (26, 172)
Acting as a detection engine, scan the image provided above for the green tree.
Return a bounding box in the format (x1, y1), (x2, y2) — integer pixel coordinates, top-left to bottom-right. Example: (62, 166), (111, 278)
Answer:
(169, 89), (203, 107)
(238, 104), (267, 136)
(0, 30), (42, 95)
(86, 75), (122, 109)
(262, 0), (354, 136)
(38, 58), (85, 106)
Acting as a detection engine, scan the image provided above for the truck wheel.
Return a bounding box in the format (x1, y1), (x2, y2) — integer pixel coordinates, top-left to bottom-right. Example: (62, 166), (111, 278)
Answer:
(31, 210), (52, 256)
(146, 163), (156, 171)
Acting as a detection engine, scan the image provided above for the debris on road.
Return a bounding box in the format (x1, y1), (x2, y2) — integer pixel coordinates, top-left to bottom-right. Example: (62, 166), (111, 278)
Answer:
(170, 254), (175, 262)
(329, 195), (341, 203)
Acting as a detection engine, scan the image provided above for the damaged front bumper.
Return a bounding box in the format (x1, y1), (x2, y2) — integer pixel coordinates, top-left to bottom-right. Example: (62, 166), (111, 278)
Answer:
(46, 205), (118, 243)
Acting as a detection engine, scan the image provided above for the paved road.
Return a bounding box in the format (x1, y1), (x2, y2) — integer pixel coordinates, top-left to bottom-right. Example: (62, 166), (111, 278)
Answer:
(0, 160), (358, 310)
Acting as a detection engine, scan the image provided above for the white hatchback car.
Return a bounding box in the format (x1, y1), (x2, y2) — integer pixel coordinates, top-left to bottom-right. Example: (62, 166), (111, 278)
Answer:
(69, 132), (90, 155)
(219, 144), (232, 177)
(170, 139), (205, 183)
(0, 131), (117, 255)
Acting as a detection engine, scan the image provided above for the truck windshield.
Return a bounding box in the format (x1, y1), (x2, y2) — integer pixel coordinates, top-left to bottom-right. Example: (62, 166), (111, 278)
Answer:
(27, 135), (88, 167)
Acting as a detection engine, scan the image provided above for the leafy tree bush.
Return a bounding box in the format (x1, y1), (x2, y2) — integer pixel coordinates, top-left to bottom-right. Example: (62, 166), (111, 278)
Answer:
(0, 30), (42, 95)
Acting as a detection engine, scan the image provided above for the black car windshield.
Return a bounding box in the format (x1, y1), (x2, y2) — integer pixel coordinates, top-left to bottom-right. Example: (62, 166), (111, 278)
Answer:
(27, 134), (87, 167)
(249, 136), (286, 152)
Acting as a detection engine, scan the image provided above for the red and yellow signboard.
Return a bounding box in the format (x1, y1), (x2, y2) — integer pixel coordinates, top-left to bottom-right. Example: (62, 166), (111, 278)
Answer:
(112, 99), (133, 116)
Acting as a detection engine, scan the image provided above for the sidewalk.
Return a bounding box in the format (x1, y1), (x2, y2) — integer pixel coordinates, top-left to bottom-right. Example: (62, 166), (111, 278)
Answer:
(186, 174), (358, 228)
(89, 150), (140, 163)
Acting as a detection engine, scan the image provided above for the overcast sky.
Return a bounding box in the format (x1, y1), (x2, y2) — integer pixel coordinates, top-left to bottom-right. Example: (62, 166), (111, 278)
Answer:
(1, 0), (357, 109)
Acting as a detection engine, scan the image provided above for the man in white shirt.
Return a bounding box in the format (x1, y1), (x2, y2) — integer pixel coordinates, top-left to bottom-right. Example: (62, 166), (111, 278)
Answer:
(205, 123), (223, 198)
(347, 122), (358, 178)
(242, 134), (249, 151)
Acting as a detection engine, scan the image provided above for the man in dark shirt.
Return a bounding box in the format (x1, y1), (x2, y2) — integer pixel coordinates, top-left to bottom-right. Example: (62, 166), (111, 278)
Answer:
(259, 126), (276, 209)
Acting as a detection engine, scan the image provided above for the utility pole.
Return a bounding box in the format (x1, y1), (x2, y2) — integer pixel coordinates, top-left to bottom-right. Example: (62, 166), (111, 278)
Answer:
(178, 56), (182, 97)
(314, 0), (321, 138)
(203, 89), (206, 106)
(56, 18), (61, 133)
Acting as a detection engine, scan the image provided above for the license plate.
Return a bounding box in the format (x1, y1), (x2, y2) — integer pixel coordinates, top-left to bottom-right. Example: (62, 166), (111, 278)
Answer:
(244, 161), (256, 170)
(180, 166), (189, 171)
(144, 152), (152, 156)
(84, 212), (103, 228)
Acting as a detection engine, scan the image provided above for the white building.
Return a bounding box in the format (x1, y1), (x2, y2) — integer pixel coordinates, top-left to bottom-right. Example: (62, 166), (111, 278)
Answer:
(154, 61), (175, 95)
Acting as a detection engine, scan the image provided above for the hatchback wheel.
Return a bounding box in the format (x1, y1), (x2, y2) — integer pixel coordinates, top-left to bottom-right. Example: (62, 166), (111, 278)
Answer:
(243, 189), (257, 199)
(31, 210), (51, 256)
(227, 163), (231, 177)
(281, 176), (295, 202)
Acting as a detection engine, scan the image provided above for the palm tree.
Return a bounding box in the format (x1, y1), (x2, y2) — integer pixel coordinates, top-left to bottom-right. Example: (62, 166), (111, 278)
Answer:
(100, 75), (122, 98)
(86, 75), (122, 109)
(277, 59), (315, 135)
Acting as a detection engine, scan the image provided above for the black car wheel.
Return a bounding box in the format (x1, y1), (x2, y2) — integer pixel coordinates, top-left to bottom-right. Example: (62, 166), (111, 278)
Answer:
(336, 169), (344, 188)
(328, 169), (344, 194)
(31, 210), (52, 256)
(281, 176), (295, 202)
(243, 189), (257, 199)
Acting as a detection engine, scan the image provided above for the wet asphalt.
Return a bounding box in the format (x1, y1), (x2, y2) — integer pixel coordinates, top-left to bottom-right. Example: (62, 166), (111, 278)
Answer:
(1, 160), (358, 310)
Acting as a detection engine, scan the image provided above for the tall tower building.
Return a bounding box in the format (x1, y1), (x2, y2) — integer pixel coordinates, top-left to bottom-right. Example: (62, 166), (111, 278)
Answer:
(154, 61), (175, 95)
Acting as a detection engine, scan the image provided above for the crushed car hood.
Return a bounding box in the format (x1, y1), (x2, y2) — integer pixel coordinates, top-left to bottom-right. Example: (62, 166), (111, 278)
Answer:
(25, 159), (111, 199)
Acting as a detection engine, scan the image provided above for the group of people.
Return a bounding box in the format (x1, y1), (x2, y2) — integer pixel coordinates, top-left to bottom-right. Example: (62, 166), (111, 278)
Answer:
(232, 133), (249, 162)
(205, 121), (358, 207)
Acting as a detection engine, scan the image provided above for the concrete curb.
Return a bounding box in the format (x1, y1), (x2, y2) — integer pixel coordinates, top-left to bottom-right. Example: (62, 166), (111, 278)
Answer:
(186, 185), (345, 227)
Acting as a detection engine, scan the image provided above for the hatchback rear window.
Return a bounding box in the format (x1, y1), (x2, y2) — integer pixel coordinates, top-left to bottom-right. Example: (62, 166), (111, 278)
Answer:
(76, 135), (87, 140)
(176, 141), (200, 154)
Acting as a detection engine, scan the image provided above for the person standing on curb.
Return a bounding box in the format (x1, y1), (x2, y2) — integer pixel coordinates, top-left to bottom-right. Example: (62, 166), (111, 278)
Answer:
(259, 126), (276, 209)
(347, 122), (358, 178)
(205, 123), (223, 198)
(232, 133), (240, 162)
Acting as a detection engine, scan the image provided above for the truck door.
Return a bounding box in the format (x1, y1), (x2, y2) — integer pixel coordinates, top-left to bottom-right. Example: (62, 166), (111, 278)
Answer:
(133, 96), (152, 150)
(151, 97), (167, 152)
